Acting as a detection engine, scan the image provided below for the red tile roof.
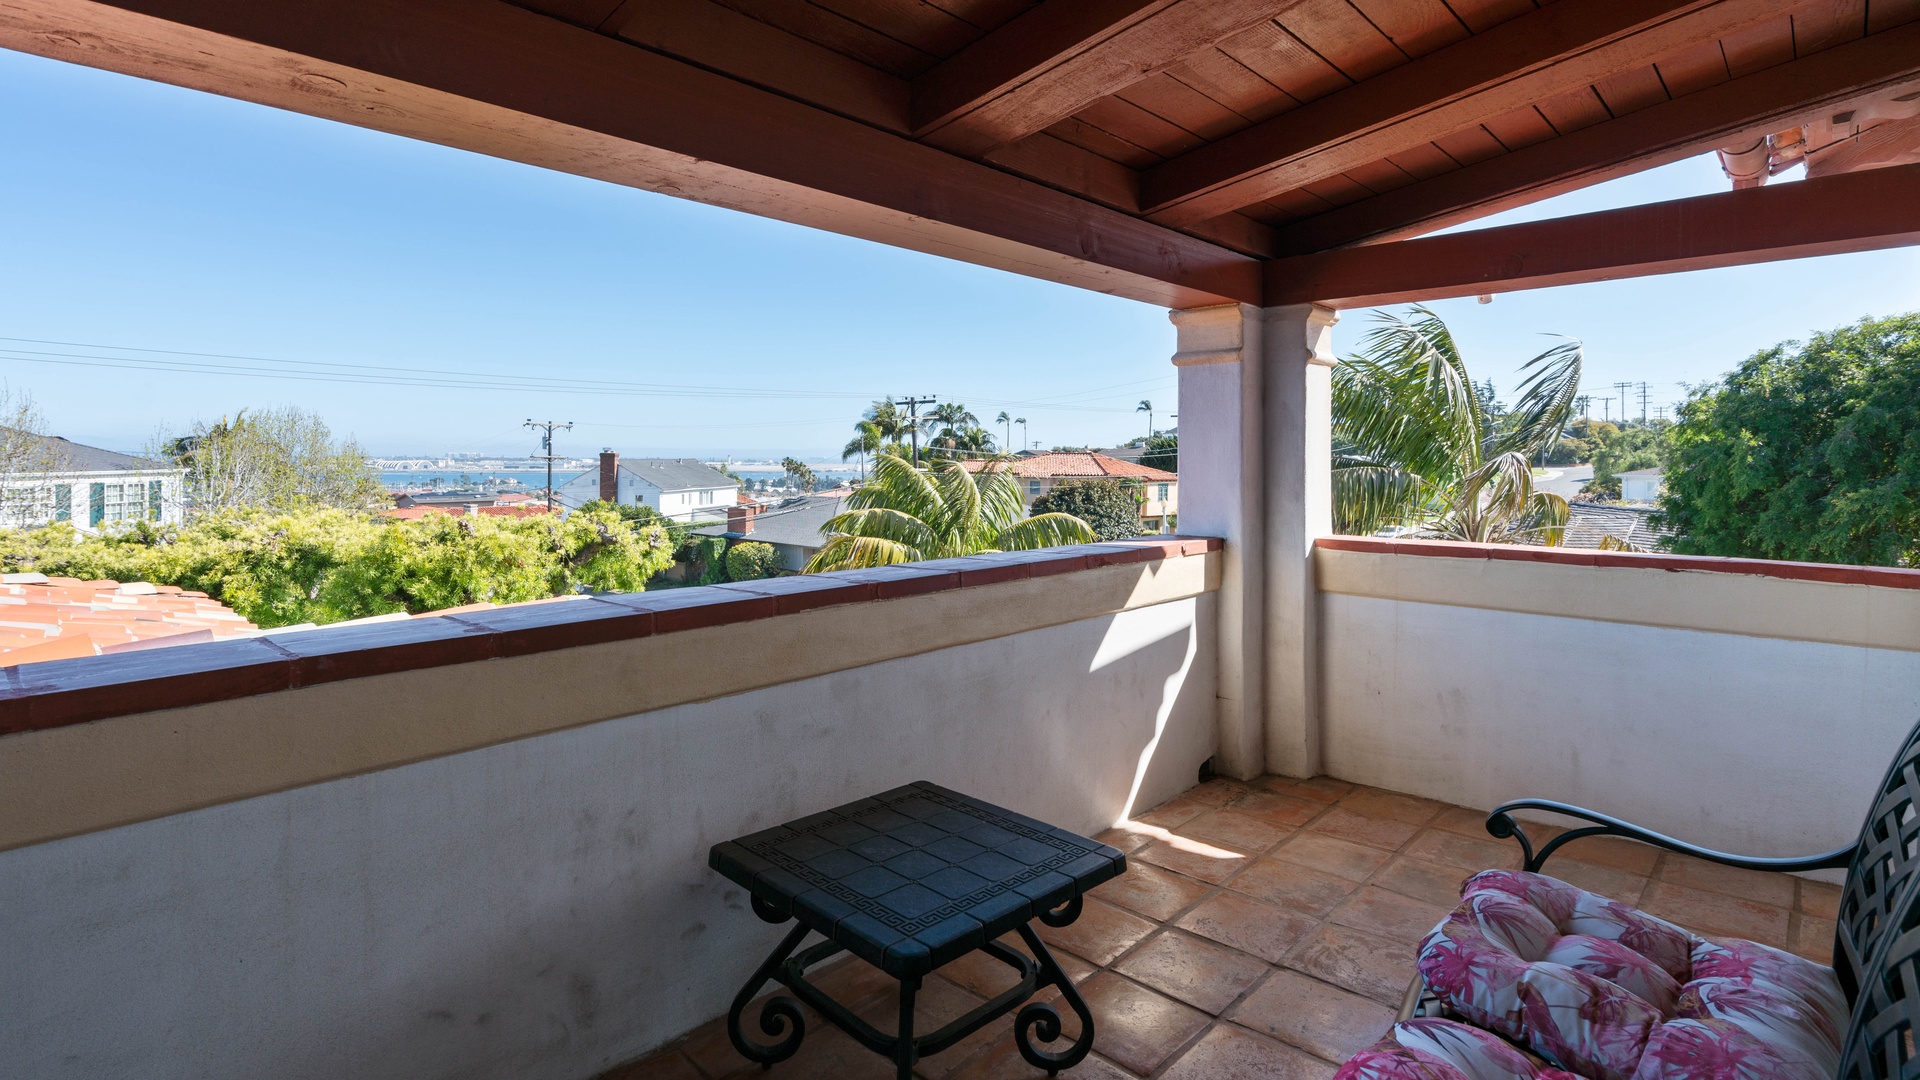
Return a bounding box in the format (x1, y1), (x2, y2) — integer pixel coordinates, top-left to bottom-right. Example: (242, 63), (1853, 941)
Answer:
(958, 452), (1176, 481)
(0, 574), (257, 667)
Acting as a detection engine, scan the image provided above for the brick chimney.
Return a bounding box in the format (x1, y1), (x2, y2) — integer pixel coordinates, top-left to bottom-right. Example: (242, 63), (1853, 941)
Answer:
(599, 450), (618, 504)
(726, 502), (757, 535)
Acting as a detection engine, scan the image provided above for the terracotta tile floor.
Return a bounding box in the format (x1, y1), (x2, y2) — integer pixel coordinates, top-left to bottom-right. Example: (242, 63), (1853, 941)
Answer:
(608, 777), (1843, 1080)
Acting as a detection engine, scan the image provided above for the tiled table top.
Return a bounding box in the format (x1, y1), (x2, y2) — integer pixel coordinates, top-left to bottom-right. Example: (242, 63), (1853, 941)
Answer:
(615, 776), (1842, 1080)
(710, 781), (1125, 977)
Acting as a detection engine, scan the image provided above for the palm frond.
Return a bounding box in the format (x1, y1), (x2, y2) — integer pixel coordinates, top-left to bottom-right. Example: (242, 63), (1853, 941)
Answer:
(1331, 464), (1427, 535)
(819, 507), (937, 554)
(1493, 337), (1583, 459)
(995, 513), (1095, 551)
(805, 534), (915, 573)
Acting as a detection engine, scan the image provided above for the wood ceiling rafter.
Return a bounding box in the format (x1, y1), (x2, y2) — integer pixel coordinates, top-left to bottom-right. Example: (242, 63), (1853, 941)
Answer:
(912, 0), (1313, 157)
(1140, 0), (1821, 226)
(1265, 161), (1920, 307)
(1270, 16), (1920, 252)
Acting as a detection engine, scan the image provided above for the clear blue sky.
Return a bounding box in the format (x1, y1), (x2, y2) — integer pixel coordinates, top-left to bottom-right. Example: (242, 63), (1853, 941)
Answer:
(0, 45), (1915, 460)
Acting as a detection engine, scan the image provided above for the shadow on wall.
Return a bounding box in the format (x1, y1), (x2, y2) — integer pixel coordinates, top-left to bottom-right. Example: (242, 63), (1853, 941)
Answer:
(0, 598), (1217, 1080)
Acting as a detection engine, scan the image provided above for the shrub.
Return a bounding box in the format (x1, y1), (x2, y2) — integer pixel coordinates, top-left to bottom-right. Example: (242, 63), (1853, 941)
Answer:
(724, 541), (778, 582)
(1029, 478), (1143, 542)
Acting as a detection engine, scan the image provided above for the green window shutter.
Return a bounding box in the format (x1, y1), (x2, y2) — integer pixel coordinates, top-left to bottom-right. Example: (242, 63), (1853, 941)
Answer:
(89, 483), (105, 527)
(149, 480), (162, 520)
(53, 484), (70, 522)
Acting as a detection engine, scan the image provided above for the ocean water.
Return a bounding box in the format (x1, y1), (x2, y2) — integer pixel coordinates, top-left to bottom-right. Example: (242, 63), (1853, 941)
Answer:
(382, 470), (582, 491)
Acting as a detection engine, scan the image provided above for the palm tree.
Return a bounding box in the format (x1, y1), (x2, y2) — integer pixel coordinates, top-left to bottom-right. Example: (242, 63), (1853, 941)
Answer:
(927, 402), (980, 445)
(1332, 307), (1579, 545)
(1137, 399), (1153, 440)
(805, 452), (1094, 571)
(1016, 417), (1028, 452)
(996, 410), (1013, 449)
(929, 424), (995, 458)
(842, 421), (883, 481)
(780, 456), (818, 493)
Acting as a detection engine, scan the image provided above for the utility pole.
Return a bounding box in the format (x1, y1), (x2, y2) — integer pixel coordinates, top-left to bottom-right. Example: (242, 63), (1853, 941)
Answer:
(1598, 397), (1614, 423)
(898, 395), (936, 467)
(524, 418), (574, 512)
(1654, 405), (1669, 423)
(1638, 382), (1651, 425)
(1612, 382), (1634, 425)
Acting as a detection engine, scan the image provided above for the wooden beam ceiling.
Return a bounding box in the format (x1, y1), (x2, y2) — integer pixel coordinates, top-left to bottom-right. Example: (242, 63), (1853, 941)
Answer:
(1270, 18), (1920, 253)
(913, 0), (1309, 157)
(1263, 162), (1920, 308)
(0, 0), (1260, 308)
(1142, 0), (1806, 226)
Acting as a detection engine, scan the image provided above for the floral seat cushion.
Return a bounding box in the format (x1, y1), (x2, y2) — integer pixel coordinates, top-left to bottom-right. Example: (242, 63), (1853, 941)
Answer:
(1417, 870), (1847, 1080)
(1338, 1018), (1586, 1080)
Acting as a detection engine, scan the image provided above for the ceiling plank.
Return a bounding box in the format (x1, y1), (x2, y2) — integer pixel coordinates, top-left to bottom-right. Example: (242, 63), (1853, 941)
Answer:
(1263, 161), (1920, 307)
(1269, 16), (1920, 251)
(1141, 0), (1802, 225)
(0, 0), (1258, 307)
(912, 0), (1309, 155)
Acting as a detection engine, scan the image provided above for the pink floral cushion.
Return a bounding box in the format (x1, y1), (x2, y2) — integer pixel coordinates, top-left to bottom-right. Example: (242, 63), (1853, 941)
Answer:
(1418, 870), (1846, 1080)
(1335, 1018), (1585, 1080)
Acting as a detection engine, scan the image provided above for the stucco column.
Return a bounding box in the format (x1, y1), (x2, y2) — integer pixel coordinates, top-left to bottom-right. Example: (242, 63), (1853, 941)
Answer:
(1170, 303), (1336, 781)
(1263, 304), (1337, 778)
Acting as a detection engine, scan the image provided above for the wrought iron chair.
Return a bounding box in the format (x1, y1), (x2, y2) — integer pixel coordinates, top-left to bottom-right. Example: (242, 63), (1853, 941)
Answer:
(1342, 717), (1920, 1079)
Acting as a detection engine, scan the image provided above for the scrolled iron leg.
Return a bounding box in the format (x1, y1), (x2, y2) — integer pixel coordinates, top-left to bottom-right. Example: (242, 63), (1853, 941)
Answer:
(727, 922), (811, 1068)
(1014, 922), (1095, 1076)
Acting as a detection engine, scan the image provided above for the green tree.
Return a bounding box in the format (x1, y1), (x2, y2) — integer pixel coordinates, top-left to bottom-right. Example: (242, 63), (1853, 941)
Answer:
(1030, 478), (1143, 542)
(1586, 423), (1671, 497)
(1332, 307), (1578, 543)
(724, 540), (779, 581)
(843, 420), (883, 480)
(1137, 399), (1154, 440)
(160, 407), (384, 515)
(805, 453), (1094, 571)
(780, 457), (818, 492)
(1658, 313), (1920, 566)
(1140, 434), (1177, 473)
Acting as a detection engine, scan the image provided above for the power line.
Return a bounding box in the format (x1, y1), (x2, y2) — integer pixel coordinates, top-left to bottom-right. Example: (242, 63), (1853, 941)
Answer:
(898, 396), (936, 467)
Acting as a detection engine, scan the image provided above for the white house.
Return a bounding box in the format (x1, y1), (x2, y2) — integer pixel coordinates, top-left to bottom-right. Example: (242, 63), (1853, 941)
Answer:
(1620, 467), (1665, 504)
(0, 434), (186, 532)
(557, 451), (739, 522)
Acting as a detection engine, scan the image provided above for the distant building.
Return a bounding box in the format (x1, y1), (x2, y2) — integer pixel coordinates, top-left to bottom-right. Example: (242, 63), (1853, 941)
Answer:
(0, 434), (185, 532)
(1620, 468), (1665, 504)
(555, 451), (739, 522)
(959, 452), (1178, 532)
(694, 491), (851, 572)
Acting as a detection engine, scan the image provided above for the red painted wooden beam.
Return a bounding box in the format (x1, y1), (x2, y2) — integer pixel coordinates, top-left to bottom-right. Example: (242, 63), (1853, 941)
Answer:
(1263, 163), (1920, 308)
(1269, 18), (1920, 254)
(1144, 0), (1792, 226)
(912, 0), (1308, 156)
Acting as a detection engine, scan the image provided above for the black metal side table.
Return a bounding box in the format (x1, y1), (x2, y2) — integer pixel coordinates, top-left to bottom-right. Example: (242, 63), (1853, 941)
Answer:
(708, 781), (1126, 1079)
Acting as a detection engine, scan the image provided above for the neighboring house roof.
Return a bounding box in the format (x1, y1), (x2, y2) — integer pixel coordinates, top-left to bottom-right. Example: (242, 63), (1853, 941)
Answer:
(1534, 503), (1675, 550)
(694, 493), (850, 549)
(959, 452), (1176, 482)
(383, 504), (551, 520)
(1094, 445), (1146, 463)
(0, 573), (256, 667)
(1619, 468), (1666, 478)
(618, 459), (739, 492)
(7, 432), (174, 472)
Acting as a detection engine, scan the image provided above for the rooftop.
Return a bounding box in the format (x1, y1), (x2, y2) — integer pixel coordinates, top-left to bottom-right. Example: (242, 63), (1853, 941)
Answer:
(0, 573), (255, 665)
(959, 453), (1177, 482)
(617, 774), (1838, 1080)
(695, 493), (851, 548)
(617, 458), (740, 492)
(7, 431), (173, 473)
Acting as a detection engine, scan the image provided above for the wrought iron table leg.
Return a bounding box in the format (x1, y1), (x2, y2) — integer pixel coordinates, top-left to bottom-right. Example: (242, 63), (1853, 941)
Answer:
(1013, 922), (1096, 1075)
(727, 922), (811, 1068)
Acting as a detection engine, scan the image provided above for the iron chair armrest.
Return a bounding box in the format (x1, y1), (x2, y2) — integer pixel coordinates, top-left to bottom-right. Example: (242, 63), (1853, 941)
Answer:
(1485, 799), (1854, 875)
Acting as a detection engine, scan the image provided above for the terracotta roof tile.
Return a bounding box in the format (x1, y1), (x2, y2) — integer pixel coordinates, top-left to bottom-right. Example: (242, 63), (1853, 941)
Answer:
(957, 452), (1176, 481)
(0, 578), (258, 669)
